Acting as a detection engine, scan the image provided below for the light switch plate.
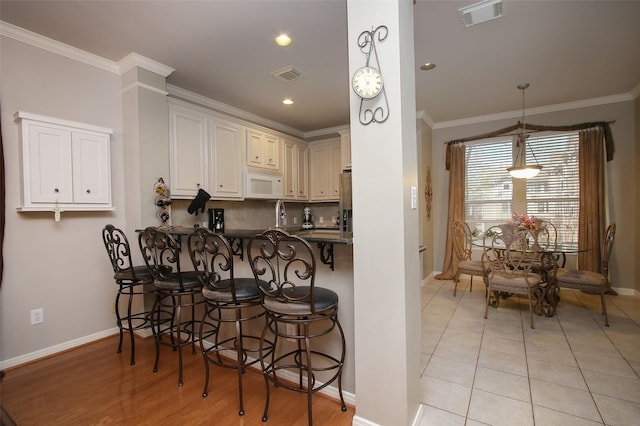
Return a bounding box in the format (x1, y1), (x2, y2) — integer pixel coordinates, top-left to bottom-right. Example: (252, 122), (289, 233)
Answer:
(410, 185), (417, 209)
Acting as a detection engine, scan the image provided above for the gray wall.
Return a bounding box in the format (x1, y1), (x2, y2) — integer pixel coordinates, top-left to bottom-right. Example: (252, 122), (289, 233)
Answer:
(1, 37), (125, 361)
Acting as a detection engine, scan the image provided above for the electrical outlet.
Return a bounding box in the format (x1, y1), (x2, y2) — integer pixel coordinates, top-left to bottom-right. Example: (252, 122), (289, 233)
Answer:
(319, 216), (324, 224)
(293, 217), (297, 224)
(30, 308), (44, 325)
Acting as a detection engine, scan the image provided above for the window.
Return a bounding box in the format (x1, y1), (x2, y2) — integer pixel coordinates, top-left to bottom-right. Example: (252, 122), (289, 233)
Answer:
(465, 132), (579, 244)
(526, 132), (579, 245)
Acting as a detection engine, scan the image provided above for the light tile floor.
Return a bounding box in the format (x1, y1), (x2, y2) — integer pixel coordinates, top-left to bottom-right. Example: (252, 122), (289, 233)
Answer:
(419, 276), (640, 425)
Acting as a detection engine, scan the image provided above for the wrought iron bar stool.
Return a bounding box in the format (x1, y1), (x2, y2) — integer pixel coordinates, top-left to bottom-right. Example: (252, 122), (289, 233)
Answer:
(247, 228), (347, 426)
(138, 226), (214, 386)
(102, 224), (154, 366)
(187, 228), (272, 416)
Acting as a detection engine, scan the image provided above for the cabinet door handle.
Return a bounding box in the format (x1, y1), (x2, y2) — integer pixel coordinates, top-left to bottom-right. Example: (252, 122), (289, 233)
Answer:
(54, 188), (60, 193)
(86, 189), (91, 194)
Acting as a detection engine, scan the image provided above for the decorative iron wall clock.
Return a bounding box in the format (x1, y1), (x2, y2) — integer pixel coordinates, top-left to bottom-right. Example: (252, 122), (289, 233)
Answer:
(352, 25), (389, 125)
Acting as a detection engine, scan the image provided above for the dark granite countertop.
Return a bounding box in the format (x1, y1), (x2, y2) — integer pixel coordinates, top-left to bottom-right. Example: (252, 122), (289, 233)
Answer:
(148, 226), (353, 245)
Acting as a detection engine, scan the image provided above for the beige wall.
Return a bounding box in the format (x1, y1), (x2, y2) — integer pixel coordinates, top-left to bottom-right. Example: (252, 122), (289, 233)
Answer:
(419, 118), (434, 279)
(430, 100), (637, 294)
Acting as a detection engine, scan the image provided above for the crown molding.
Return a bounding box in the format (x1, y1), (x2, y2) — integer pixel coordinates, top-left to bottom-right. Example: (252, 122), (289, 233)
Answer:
(305, 124), (350, 140)
(0, 20), (119, 74)
(417, 110), (434, 128)
(117, 52), (174, 77)
(432, 92), (635, 130)
(167, 84), (304, 139)
(1, 21), (174, 79)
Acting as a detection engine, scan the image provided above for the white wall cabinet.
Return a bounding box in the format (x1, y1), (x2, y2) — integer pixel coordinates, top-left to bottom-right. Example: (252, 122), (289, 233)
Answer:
(169, 103), (208, 198)
(309, 138), (341, 201)
(169, 101), (244, 200)
(16, 111), (113, 212)
(246, 129), (280, 171)
(339, 130), (351, 170)
(282, 138), (308, 200)
(210, 119), (244, 199)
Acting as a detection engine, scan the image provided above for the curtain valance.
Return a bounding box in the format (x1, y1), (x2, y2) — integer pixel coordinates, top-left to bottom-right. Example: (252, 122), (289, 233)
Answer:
(445, 121), (615, 171)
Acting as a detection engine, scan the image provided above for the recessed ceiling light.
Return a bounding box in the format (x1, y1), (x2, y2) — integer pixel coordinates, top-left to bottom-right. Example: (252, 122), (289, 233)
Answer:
(282, 98), (294, 105)
(420, 63), (436, 71)
(275, 34), (292, 47)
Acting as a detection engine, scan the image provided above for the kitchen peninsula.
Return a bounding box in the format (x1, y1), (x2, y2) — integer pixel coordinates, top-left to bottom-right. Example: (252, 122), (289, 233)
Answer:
(152, 198), (356, 397)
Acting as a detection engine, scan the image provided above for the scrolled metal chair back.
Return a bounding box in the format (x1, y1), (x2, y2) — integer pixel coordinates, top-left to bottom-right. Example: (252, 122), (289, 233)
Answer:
(452, 221), (473, 262)
(483, 223), (542, 279)
(138, 227), (184, 289)
(247, 228), (316, 310)
(528, 219), (558, 252)
(187, 228), (236, 301)
(102, 224), (135, 277)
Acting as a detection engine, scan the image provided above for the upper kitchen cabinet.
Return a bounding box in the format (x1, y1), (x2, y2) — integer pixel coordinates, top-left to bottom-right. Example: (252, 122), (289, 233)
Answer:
(246, 129), (280, 171)
(209, 119), (244, 199)
(282, 138), (308, 200)
(16, 111), (113, 212)
(169, 102), (208, 198)
(339, 130), (351, 170)
(169, 100), (244, 200)
(309, 138), (341, 201)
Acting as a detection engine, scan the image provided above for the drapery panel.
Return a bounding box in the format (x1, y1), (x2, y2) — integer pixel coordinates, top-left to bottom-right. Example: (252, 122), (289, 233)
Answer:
(435, 144), (465, 280)
(577, 128), (607, 276)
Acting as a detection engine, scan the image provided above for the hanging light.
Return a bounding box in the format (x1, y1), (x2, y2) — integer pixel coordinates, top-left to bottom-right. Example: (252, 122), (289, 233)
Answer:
(507, 83), (542, 179)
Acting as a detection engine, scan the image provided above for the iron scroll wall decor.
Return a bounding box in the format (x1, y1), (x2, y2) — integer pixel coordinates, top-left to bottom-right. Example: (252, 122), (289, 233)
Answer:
(354, 25), (389, 125)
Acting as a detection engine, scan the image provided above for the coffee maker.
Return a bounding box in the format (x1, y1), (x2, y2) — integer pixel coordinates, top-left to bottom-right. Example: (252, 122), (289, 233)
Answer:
(208, 208), (224, 233)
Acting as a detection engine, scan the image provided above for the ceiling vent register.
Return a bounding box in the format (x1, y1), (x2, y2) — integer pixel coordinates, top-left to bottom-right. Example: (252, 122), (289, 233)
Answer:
(271, 66), (304, 82)
(458, 0), (504, 27)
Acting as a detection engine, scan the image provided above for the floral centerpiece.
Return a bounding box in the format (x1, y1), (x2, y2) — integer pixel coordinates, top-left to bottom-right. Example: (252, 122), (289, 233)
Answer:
(510, 212), (538, 229)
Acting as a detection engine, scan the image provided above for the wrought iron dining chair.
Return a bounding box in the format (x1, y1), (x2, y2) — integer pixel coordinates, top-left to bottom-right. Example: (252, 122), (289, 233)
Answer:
(247, 228), (347, 426)
(138, 226), (210, 386)
(555, 223), (616, 327)
(481, 223), (556, 329)
(452, 221), (484, 296)
(102, 224), (154, 366)
(187, 228), (269, 416)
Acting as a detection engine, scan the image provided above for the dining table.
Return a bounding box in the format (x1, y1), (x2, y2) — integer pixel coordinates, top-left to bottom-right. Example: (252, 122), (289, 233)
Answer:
(472, 238), (589, 317)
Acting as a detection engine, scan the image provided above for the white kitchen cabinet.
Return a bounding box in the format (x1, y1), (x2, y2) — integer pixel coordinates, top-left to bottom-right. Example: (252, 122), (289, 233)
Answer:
(297, 143), (309, 199)
(16, 111), (113, 212)
(339, 130), (351, 170)
(169, 101), (244, 200)
(282, 138), (308, 200)
(169, 103), (208, 198)
(309, 138), (340, 201)
(246, 129), (280, 171)
(210, 119), (244, 199)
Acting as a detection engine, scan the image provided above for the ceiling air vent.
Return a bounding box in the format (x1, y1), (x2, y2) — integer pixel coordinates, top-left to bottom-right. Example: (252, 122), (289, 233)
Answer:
(271, 66), (304, 82)
(458, 0), (504, 28)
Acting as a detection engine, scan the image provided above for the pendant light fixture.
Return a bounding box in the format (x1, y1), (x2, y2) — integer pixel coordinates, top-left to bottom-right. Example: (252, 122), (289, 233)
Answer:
(507, 83), (542, 179)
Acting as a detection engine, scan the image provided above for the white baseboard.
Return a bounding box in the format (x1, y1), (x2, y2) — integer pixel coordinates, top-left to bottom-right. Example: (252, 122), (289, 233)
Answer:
(352, 403), (424, 426)
(0, 327), (120, 370)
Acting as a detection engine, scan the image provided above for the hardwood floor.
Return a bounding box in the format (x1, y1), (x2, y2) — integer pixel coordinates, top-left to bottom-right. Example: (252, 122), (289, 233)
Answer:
(0, 335), (354, 425)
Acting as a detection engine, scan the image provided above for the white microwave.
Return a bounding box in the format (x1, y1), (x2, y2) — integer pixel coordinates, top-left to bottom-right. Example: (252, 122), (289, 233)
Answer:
(245, 171), (284, 199)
